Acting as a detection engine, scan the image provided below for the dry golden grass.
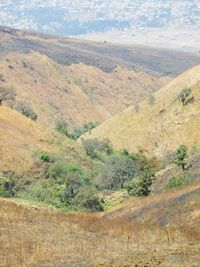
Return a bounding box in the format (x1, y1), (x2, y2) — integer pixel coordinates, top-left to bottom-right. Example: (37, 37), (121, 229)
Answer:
(0, 105), (91, 173)
(83, 65), (200, 157)
(0, 180), (200, 267)
(0, 52), (170, 129)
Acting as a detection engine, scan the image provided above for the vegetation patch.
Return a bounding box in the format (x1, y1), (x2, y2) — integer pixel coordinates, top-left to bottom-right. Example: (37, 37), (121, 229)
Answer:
(165, 171), (194, 191)
(14, 101), (38, 121)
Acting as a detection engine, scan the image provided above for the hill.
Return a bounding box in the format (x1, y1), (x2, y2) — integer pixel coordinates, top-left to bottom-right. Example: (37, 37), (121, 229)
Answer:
(83, 64), (200, 157)
(0, 105), (90, 173)
(0, 51), (169, 128)
(1, 26), (200, 75)
(1, 26), (200, 128)
(0, 179), (200, 266)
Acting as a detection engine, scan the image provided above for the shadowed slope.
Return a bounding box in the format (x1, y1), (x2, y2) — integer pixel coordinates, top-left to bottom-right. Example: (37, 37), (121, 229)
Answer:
(1, 26), (200, 75)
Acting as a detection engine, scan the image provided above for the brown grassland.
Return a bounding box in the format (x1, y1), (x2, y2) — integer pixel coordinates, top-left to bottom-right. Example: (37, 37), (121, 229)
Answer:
(0, 52), (169, 128)
(83, 65), (200, 157)
(1, 27), (200, 267)
(0, 180), (200, 267)
(0, 105), (91, 173)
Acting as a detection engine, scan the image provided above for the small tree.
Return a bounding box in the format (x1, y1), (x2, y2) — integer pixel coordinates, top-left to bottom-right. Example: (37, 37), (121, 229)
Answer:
(174, 145), (188, 170)
(0, 87), (16, 105)
(178, 87), (191, 106)
(98, 155), (136, 190)
(127, 170), (155, 197)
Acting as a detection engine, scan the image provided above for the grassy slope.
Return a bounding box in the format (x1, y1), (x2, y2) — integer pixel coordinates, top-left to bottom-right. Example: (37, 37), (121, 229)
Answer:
(83, 65), (200, 156)
(0, 52), (169, 128)
(0, 105), (90, 173)
(0, 180), (200, 266)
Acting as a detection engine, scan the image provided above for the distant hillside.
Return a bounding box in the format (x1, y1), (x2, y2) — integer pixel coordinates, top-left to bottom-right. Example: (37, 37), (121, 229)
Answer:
(83, 65), (200, 157)
(1, 26), (200, 75)
(0, 1), (200, 50)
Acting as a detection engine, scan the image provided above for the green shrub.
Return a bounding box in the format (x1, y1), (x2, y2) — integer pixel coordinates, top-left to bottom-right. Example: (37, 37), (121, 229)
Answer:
(55, 120), (69, 136)
(16, 179), (63, 207)
(15, 101), (37, 121)
(0, 174), (15, 197)
(178, 87), (192, 105)
(165, 171), (194, 191)
(72, 186), (104, 212)
(70, 122), (99, 140)
(61, 172), (83, 202)
(128, 170), (155, 197)
(48, 160), (69, 183)
(40, 151), (50, 162)
(82, 138), (113, 159)
(174, 145), (188, 170)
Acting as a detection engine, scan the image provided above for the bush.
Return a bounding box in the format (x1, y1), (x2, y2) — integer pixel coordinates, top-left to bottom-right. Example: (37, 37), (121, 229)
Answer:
(55, 120), (69, 136)
(16, 179), (63, 207)
(178, 87), (192, 105)
(48, 160), (70, 183)
(40, 151), (51, 163)
(70, 122), (99, 140)
(61, 172), (83, 202)
(72, 186), (104, 212)
(98, 155), (136, 190)
(15, 101), (37, 121)
(127, 170), (155, 197)
(0, 174), (15, 197)
(174, 145), (188, 170)
(0, 87), (16, 105)
(82, 138), (113, 159)
(165, 171), (194, 191)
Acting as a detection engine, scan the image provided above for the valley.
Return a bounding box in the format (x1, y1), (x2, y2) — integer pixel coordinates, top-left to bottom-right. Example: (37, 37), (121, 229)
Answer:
(0, 26), (200, 267)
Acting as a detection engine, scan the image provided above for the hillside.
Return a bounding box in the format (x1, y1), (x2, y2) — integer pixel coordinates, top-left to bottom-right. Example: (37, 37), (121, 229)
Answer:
(0, 180), (200, 266)
(0, 105), (90, 173)
(1, 26), (200, 75)
(0, 51), (169, 128)
(1, 26), (200, 128)
(83, 64), (200, 157)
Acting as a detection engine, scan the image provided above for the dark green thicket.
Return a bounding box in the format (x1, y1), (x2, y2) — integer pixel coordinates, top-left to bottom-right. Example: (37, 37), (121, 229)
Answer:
(1, 136), (195, 212)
